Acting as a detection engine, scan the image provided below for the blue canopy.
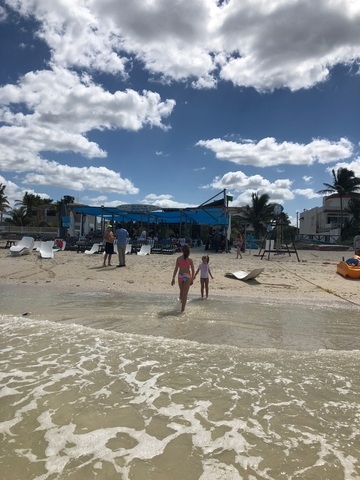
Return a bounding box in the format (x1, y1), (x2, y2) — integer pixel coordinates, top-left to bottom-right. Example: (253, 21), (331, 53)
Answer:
(70, 206), (228, 226)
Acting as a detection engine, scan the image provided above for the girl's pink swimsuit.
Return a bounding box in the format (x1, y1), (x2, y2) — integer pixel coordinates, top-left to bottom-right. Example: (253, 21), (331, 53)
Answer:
(178, 258), (191, 281)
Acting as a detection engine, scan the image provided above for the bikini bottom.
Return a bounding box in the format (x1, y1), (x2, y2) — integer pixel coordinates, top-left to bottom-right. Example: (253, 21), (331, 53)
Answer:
(178, 273), (191, 282)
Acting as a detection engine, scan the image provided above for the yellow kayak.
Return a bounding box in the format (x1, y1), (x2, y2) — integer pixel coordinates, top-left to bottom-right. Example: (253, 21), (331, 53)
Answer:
(336, 260), (360, 279)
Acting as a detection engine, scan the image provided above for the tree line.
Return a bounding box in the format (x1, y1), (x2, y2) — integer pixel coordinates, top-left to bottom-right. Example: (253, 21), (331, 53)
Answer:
(0, 188), (74, 228)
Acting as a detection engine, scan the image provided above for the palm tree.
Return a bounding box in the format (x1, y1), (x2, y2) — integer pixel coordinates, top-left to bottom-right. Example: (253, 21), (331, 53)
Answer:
(0, 183), (10, 222)
(4, 206), (29, 226)
(15, 192), (53, 226)
(318, 167), (360, 234)
(343, 197), (360, 239)
(241, 192), (277, 238)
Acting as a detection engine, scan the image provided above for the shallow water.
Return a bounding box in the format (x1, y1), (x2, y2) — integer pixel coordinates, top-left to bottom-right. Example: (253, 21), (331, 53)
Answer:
(1, 285), (360, 351)
(1, 286), (360, 479)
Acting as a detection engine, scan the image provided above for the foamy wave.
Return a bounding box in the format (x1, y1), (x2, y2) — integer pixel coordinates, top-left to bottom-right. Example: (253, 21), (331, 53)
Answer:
(1, 316), (359, 479)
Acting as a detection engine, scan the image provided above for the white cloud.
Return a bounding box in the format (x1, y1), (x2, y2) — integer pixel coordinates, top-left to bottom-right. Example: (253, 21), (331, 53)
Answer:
(209, 170), (294, 205)
(196, 137), (353, 167)
(142, 193), (195, 209)
(293, 188), (321, 199)
(303, 175), (313, 183)
(82, 195), (108, 205)
(0, 67), (175, 136)
(328, 157), (360, 177)
(23, 163), (139, 194)
(0, 5), (7, 21)
(6, 0), (360, 92)
(0, 66), (174, 193)
(2, 0), (360, 208)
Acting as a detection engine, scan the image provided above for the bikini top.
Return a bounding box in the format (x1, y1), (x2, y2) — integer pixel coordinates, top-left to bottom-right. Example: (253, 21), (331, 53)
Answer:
(178, 258), (191, 267)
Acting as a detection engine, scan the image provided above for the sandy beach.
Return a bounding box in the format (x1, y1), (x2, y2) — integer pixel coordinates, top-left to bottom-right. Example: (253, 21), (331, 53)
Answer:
(1, 241), (359, 310)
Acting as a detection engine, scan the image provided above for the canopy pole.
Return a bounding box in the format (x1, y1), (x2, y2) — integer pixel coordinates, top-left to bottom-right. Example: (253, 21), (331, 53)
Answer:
(198, 189), (226, 208)
(224, 189), (229, 253)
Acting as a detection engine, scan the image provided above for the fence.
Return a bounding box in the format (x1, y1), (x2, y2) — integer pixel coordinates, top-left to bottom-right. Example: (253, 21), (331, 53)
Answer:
(0, 226), (59, 238)
(296, 234), (341, 244)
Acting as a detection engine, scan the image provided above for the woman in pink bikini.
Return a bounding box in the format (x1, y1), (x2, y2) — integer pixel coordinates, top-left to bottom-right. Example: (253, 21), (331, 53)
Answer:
(171, 243), (195, 312)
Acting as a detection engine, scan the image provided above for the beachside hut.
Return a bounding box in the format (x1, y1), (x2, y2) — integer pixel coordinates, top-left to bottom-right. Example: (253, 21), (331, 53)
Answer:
(69, 205), (229, 239)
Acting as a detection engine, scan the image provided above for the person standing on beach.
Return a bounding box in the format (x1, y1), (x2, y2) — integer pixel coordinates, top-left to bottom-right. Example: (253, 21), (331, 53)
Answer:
(171, 243), (195, 313)
(115, 223), (129, 267)
(194, 255), (214, 299)
(353, 231), (360, 255)
(103, 225), (115, 267)
(235, 233), (244, 259)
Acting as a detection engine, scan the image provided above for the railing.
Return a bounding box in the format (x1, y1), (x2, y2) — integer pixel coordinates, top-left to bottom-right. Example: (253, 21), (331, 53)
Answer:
(0, 226), (59, 237)
(296, 234), (341, 244)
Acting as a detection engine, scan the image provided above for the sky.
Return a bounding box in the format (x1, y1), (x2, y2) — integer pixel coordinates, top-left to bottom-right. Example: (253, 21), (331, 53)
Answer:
(1, 0), (360, 226)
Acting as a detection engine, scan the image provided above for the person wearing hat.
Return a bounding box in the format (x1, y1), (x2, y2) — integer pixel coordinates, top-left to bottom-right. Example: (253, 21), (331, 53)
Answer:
(103, 224), (115, 266)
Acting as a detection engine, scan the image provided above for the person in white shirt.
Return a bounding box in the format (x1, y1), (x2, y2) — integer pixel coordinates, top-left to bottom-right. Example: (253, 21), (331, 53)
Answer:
(194, 255), (214, 299)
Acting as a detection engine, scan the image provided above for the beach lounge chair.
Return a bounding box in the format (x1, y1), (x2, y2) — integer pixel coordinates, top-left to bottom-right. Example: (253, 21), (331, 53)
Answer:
(39, 240), (55, 259)
(137, 245), (151, 256)
(10, 236), (35, 256)
(162, 244), (178, 254)
(33, 240), (42, 252)
(54, 239), (66, 250)
(151, 243), (163, 254)
(125, 244), (132, 254)
(84, 243), (100, 254)
(224, 268), (264, 281)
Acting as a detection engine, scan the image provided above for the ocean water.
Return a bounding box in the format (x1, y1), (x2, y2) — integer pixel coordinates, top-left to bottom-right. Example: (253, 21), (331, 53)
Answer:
(1, 286), (360, 479)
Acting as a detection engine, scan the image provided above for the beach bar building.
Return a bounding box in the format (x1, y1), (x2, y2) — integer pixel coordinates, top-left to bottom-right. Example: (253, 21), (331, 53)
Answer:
(66, 190), (233, 243)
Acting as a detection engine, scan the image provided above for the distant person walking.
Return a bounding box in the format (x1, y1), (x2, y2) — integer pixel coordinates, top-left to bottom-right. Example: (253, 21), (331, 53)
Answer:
(115, 223), (129, 267)
(103, 225), (115, 267)
(171, 243), (195, 313)
(194, 255), (214, 299)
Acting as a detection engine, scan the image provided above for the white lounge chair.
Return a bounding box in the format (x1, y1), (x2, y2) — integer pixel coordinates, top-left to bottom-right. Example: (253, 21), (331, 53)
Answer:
(225, 268), (264, 281)
(33, 240), (42, 252)
(39, 240), (55, 259)
(10, 236), (35, 256)
(137, 245), (151, 256)
(84, 243), (100, 254)
(125, 244), (132, 254)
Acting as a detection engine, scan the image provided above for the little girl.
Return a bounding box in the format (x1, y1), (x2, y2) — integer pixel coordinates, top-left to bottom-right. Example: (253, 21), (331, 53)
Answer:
(194, 255), (214, 299)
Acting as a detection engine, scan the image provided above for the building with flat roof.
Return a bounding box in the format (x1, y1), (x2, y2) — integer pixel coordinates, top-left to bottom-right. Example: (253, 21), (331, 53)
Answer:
(299, 193), (360, 243)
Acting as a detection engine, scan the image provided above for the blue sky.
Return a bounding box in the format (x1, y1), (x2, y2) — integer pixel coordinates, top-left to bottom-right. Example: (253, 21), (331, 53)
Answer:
(1, 0), (360, 226)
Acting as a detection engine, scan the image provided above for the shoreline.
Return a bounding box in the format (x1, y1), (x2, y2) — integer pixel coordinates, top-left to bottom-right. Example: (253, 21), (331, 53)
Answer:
(2, 282), (359, 352)
(1, 244), (360, 314)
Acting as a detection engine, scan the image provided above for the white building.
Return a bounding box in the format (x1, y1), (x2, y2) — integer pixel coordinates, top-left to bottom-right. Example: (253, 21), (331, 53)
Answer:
(299, 193), (359, 243)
